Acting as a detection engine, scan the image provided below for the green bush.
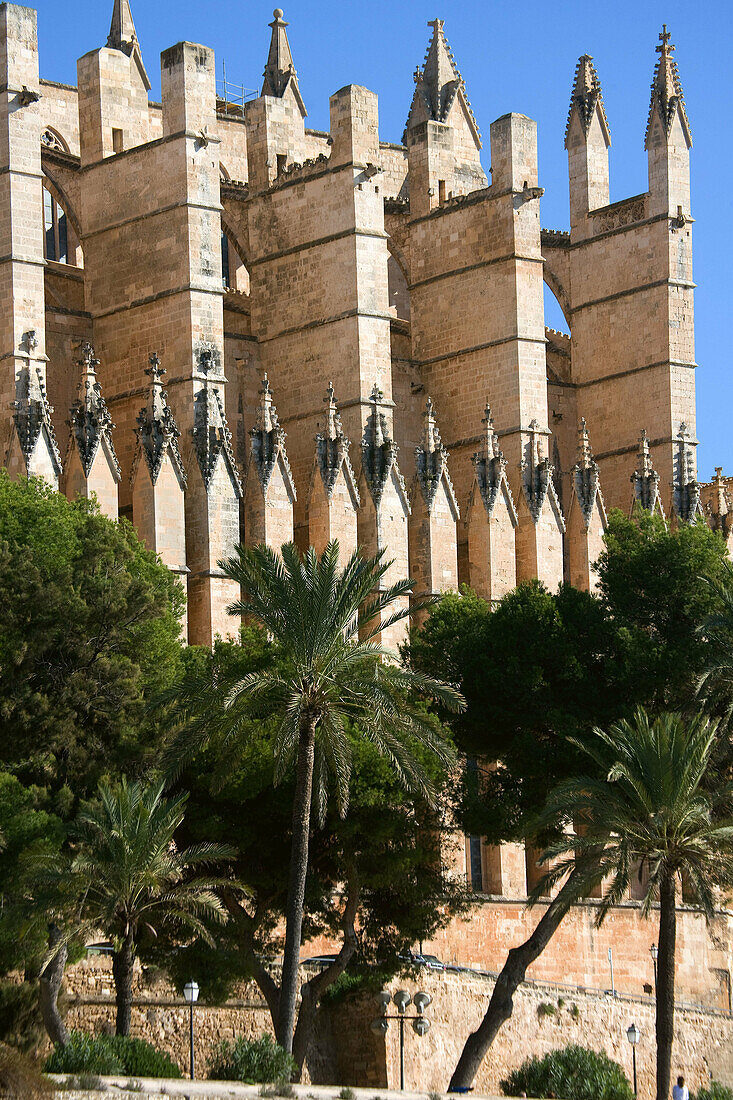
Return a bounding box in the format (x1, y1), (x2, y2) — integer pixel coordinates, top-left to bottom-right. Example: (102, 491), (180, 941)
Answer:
(207, 1034), (297, 1084)
(695, 1084), (733, 1100)
(43, 1031), (181, 1078)
(501, 1044), (633, 1100)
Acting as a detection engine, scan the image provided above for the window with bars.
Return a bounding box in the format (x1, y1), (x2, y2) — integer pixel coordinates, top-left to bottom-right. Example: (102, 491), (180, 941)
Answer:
(44, 187), (68, 264)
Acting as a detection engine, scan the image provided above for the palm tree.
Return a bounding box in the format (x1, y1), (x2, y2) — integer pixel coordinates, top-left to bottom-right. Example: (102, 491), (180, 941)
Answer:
(536, 709), (733, 1100)
(41, 778), (233, 1035)
(167, 541), (463, 1056)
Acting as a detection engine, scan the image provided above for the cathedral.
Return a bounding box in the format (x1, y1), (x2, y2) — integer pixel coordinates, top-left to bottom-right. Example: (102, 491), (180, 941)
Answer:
(2, 0), (732, 1008)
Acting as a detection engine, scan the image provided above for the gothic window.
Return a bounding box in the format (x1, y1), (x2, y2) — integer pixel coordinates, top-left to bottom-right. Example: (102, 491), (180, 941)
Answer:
(44, 186), (67, 264)
(468, 835), (483, 893)
(41, 127), (69, 153)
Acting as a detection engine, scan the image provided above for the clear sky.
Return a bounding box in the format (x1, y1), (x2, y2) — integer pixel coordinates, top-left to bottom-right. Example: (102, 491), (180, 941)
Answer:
(33, 0), (732, 480)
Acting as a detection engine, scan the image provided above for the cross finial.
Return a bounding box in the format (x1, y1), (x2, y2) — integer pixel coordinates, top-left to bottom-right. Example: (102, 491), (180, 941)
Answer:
(77, 341), (99, 373)
(146, 352), (165, 384)
(428, 18), (445, 35)
(657, 24), (674, 53)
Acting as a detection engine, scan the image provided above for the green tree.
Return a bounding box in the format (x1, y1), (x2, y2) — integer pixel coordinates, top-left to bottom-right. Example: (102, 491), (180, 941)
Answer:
(157, 635), (466, 1072)
(0, 471), (185, 801)
(165, 542), (463, 1059)
(536, 710), (733, 1100)
(696, 560), (733, 738)
(38, 778), (233, 1036)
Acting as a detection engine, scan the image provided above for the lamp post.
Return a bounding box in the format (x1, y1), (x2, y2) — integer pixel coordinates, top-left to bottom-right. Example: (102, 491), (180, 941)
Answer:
(371, 990), (432, 1090)
(183, 980), (199, 1080)
(627, 1021), (640, 1098)
(650, 943), (658, 991)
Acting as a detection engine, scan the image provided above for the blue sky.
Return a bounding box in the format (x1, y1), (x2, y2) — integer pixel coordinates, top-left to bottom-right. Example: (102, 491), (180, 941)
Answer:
(34, 0), (732, 479)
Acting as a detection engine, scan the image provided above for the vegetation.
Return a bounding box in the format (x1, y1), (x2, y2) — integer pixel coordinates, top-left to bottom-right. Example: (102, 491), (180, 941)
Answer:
(164, 541), (463, 1065)
(537, 709), (733, 1100)
(44, 1030), (181, 1078)
(37, 779), (232, 1035)
(694, 1084), (733, 1100)
(501, 1044), (633, 1100)
(207, 1034), (297, 1083)
(0, 1043), (52, 1098)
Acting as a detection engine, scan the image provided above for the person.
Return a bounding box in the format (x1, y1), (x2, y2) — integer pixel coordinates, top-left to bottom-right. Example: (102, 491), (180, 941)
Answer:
(673, 1076), (689, 1100)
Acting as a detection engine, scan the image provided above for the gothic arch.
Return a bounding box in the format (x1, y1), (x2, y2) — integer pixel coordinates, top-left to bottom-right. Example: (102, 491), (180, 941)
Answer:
(41, 167), (82, 245)
(543, 268), (571, 331)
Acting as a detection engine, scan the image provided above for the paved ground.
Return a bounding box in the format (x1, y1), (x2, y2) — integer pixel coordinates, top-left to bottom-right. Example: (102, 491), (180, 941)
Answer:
(49, 1076), (503, 1100)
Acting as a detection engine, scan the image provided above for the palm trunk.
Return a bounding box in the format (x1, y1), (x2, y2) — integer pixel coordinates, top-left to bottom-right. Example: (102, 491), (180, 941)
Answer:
(39, 923), (69, 1047)
(448, 868), (583, 1091)
(112, 928), (135, 1036)
(277, 713), (317, 1057)
(656, 871), (677, 1100)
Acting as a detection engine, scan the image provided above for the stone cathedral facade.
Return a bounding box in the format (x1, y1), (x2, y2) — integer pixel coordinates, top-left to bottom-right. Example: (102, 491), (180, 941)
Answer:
(2, 1), (733, 1001)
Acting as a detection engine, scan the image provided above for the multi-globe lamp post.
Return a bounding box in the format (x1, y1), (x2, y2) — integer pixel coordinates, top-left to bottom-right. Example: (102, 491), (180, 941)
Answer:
(372, 990), (432, 1090)
(183, 980), (199, 1080)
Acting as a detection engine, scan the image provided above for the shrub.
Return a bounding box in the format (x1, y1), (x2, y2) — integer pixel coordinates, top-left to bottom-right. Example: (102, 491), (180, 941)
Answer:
(259, 1081), (296, 1098)
(208, 1034), (297, 1084)
(0, 1043), (53, 1098)
(696, 1085), (733, 1100)
(501, 1044), (633, 1100)
(339, 1089), (356, 1100)
(43, 1031), (181, 1078)
(537, 1001), (557, 1019)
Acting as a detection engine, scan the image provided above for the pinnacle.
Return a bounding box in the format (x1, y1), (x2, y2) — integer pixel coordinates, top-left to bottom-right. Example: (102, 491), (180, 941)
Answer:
(645, 24), (691, 150)
(323, 382), (341, 442)
(564, 53), (610, 149)
(262, 7), (307, 116)
(107, 0), (150, 90)
(256, 374), (278, 435)
(405, 17), (481, 146)
(576, 417), (595, 471)
(422, 397), (439, 454)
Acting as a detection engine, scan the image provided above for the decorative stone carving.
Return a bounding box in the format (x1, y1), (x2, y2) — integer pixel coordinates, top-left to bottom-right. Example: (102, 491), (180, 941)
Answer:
(520, 420), (564, 529)
(472, 404), (517, 521)
(248, 373), (295, 499)
(672, 422), (703, 523)
(315, 382), (359, 504)
(68, 342), (121, 481)
(361, 385), (409, 511)
(12, 331), (62, 478)
(193, 375), (242, 495)
(414, 397), (459, 516)
(572, 418), (605, 530)
(132, 353), (186, 487)
(631, 429), (665, 517)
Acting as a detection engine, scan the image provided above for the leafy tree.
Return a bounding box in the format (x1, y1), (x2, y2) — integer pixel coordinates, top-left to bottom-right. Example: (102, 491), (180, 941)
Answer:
(501, 1044), (633, 1100)
(696, 560), (733, 737)
(411, 510), (731, 1090)
(0, 471), (185, 802)
(164, 542), (463, 1064)
(37, 778), (233, 1035)
(536, 710), (733, 1100)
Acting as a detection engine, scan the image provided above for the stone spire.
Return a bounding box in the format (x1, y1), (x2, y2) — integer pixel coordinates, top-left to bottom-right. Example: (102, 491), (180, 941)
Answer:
(361, 385), (409, 509)
(133, 353), (186, 487)
(414, 397), (458, 514)
(645, 25), (691, 150)
(249, 374), (296, 498)
(261, 8), (306, 116)
(404, 18), (480, 145)
(631, 429), (664, 516)
(565, 54), (610, 149)
(571, 418), (605, 529)
(193, 372), (242, 495)
(68, 342), (121, 481)
(672, 422), (702, 523)
(315, 383), (358, 502)
(12, 330), (62, 480)
(471, 403), (516, 520)
(107, 0), (150, 90)
(521, 420), (564, 527)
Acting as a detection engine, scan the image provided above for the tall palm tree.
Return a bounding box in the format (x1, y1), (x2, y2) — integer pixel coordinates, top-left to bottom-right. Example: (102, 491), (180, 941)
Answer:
(40, 778), (233, 1035)
(167, 541), (463, 1056)
(536, 709), (733, 1100)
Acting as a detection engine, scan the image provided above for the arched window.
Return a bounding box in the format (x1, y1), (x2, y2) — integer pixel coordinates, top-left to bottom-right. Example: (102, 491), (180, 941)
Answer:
(44, 186), (67, 264)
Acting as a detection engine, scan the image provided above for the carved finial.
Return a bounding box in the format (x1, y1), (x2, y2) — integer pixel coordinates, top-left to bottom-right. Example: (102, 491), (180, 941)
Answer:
(262, 5), (306, 116)
(422, 397), (438, 454)
(69, 343), (120, 481)
(576, 417), (594, 470)
(314, 384), (357, 502)
(404, 16), (481, 146)
(362, 384), (405, 507)
(415, 396), (456, 513)
(107, 0), (150, 91)
(521, 420), (563, 526)
(631, 428), (664, 516)
(645, 24), (691, 149)
(134, 354), (185, 487)
(572, 418), (603, 528)
(672, 422), (702, 523)
(565, 53), (611, 148)
(471, 404), (516, 520)
(323, 381), (339, 441)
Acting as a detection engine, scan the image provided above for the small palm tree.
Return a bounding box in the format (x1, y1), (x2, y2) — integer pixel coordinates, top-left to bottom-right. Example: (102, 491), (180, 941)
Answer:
(42, 778), (233, 1035)
(537, 710), (733, 1100)
(167, 541), (463, 1055)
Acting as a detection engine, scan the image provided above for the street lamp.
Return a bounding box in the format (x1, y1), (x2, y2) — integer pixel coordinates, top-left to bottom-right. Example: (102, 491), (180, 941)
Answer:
(650, 944), (658, 990)
(627, 1022), (640, 1098)
(371, 990), (432, 1090)
(183, 980), (199, 1080)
